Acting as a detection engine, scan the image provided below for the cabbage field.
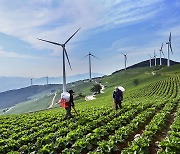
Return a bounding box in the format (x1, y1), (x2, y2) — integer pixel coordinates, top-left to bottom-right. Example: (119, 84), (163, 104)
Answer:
(0, 66), (180, 153)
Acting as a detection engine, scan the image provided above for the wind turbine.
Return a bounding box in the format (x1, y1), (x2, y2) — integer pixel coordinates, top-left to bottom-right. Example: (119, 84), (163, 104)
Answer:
(154, 50), (157, 66)
(148, 54), (153, 67)
(166, 32), (173, 67)
(122, 53), (128, 70)
(31, 78), (33, 86)
(82, 52), (100, 82)
(46, 76), (48, 85)
(159, 43), (165, 66)
(38, 28), (80, 92)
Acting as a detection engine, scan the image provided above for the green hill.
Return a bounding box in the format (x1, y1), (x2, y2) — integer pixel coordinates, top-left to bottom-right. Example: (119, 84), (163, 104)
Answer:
(0, 64), (180, 153)
(0, 84), (61, 110)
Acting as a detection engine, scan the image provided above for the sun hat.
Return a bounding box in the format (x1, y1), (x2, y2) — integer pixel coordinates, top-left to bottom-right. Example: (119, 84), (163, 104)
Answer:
(68, 89), (75, 93)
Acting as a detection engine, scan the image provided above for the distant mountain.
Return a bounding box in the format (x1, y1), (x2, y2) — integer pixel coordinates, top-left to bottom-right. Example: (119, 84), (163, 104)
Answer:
(0, 77), (31, 93)
(0, 73), (103, 92)
(112, 58), (180, 74)
(0, 84), (61, 109)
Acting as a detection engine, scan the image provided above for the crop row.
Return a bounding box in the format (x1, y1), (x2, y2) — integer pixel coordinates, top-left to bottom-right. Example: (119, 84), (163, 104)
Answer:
(158, 98), (180, 153)
(121, 99), (178, 153)
(0, 75), (179, 153)
(61, 100), (164, 153)
(127, 76), (180, 100)
(0, 101), (145, 153)
(0, 107), (114, 153)
(0, 99), (160, 153)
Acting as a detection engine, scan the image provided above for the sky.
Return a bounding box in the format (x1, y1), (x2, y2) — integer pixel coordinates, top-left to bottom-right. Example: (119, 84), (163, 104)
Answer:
(0, 0), (179, 78)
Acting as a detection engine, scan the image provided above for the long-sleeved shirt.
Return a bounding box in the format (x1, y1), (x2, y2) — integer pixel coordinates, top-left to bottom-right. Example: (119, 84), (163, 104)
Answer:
(113, 90), (123, 101)
(69, 94), (74, 106)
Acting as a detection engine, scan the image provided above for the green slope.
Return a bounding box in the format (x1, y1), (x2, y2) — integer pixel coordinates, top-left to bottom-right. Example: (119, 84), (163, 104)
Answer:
(0, 65), (180, 153)
(3, 64), (180, 115)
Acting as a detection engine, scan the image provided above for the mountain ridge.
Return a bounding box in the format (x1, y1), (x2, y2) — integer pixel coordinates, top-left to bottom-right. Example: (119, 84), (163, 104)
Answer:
(0, 59), (179, 111)
(112, 58), (180, 74)
(0, 73), (103, 92)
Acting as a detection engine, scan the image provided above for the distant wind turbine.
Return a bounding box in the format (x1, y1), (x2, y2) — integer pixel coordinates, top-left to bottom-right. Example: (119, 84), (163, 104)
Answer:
(148, 54), (153, 67)
(38, 28), (80, 92)
(159, 43), (165, 66)
(122, 53), (128, 70)
(82, 52), (100, 82)
(166, 32), (173, 67)
(31, 78), (33, 86)
(154, 50), (157, 66)
(46, 76), (48, 85)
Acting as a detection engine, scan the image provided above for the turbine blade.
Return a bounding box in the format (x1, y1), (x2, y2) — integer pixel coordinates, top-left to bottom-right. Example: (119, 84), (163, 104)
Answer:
(162, 51), (165, 57)
(169, 32), (171, 42)
(121, 53), (125, 56)
(91, 54), (100, 60)
(64, 28), (81, 45)
(64, 48), (72, 70)
(80, 54), (89, 60)
(170, 43), (173, 54)
(160, 43), (163, 51)
(37, 38), (62, 46)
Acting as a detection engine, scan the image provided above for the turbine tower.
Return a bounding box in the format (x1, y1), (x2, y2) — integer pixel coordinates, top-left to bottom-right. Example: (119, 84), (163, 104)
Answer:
(166, 32), (173, 67)
(154, 50), (157, 66)
(46, 76), (48, 85)
(159, 43), (165, 66)
(31, 78), (33, 86)
(38, 28), (80, 92)
(148, 54), (153, 67)
(82, 52), (100, 82)
(122, 53), (128, 70)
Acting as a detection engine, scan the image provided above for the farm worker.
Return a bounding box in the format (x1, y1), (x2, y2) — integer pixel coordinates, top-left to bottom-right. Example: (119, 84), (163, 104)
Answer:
(63, 89), (75, 120)
(113, 87), (123, 110)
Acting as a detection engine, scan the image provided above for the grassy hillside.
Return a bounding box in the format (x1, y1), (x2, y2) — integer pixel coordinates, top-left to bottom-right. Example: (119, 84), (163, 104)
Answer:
(0, 84), (61, 109)
(3, 65), (179, 115)
(1, 79), (96, 114)
(0, 64), (180, 153)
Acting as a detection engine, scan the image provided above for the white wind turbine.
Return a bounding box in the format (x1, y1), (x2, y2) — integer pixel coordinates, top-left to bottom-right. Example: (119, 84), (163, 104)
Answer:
(154, 50), (157, 66)
(148, 54), (153, 67)
(46, 76), (48, 85)
(159, 43), (165, 66)
(122, 53), (128, 70)
(82, 52), (100, 82)
(166, 32), (173, 67)
(38, 28), (80, 92)
(31, 78), (33, 86)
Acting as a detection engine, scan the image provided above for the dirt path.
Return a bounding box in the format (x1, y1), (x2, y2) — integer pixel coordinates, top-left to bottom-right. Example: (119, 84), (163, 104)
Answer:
(1, 106), (15, 114)
(85, 95), (96, 101)
(100, 83), (105, 93)
(85, 83), (105, 101)
(48, 93), (57, 109)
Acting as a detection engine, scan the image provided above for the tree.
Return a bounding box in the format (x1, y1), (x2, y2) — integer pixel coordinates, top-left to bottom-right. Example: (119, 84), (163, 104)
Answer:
(90, 84), (102, 94)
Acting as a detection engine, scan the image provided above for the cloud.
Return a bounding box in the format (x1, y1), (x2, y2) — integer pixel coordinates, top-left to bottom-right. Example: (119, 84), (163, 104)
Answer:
(0, 0), (164, 51)
(158, 25), (180, 37)
(0, 47), (37, 59)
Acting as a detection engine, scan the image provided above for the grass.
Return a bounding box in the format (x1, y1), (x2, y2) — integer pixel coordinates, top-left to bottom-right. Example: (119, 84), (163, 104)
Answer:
(3, 65), (180, 115)
(0, 64), (179, 153)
